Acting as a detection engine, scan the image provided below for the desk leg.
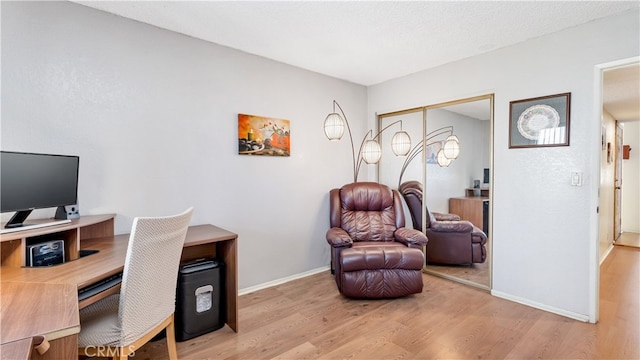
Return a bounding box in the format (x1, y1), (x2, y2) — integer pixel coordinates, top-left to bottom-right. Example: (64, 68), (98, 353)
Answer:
(219, 239), (238, 332)
(31, 335), (77, 360)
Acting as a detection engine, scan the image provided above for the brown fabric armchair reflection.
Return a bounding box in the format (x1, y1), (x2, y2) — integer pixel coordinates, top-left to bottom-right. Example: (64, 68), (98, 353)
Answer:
(399, 181), (487, 265)
(326, 182), (427, 298)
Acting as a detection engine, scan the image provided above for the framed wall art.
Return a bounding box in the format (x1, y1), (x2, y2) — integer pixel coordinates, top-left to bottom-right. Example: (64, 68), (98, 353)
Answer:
(238, 114), (290, 157)
(425, 141), (443, 165)
(509, 92), (571, 148)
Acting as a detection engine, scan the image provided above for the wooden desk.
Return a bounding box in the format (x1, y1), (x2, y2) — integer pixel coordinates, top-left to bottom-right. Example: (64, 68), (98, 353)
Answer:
(1, 282), (79, 359)
(0, 215), (238, 359)
(464, 188), (490, 197)
(449, 196), (489, 232)
(1, 338), (34, 360)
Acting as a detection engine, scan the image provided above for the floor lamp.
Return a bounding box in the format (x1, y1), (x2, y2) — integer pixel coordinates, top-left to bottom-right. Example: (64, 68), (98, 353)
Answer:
(324, 100), (411, 182)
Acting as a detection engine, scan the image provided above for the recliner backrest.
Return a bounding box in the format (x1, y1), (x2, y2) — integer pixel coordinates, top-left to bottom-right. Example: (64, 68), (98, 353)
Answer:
(399, 181), (435, 230)
(330, 182), (404, 242)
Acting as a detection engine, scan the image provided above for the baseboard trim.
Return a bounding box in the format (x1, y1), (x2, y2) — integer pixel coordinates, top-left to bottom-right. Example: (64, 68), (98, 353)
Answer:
(239, 266), (330, 296)
(600, 243), (615, 265)
(491, 289), (590, 322)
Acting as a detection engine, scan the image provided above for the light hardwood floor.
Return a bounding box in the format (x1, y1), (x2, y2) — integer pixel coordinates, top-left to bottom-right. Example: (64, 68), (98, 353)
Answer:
(615, 231), (640, 248)
(136, 245), (639, 360)
(424, 236), (491, 288)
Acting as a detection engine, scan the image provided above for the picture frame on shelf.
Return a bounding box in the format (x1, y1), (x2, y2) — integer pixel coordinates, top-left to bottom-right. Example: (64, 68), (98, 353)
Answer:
(509, 92), (571, 148)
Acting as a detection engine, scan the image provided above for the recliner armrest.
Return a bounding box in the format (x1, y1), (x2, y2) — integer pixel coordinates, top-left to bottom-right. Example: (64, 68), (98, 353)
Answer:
(432, 212), (461, 221)
(430, 220), (474, 232)
(326, 227), (353, 247)
(394, 227), (428, 247)
(471, 226), (487, 244)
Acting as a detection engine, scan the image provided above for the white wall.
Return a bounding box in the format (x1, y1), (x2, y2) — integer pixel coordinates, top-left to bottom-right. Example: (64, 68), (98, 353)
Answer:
(368, 9), (640, 321)
(1, 1), (368, 290)
(621, 121), (640, 233)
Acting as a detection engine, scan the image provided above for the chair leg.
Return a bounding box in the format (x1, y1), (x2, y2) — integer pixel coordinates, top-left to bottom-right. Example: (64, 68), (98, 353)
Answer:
(116, 348), (128, 360)
(165, 314), (179, 360)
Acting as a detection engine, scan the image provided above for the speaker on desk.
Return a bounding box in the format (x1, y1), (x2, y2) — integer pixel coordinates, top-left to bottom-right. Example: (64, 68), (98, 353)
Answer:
(27, 240), (65, 267)
(55, 205), (80, 220)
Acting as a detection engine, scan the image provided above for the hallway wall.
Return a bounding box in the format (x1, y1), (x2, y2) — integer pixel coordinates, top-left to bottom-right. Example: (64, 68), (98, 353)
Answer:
(599, 110), (617, 260)
(621, 120), (640, 233)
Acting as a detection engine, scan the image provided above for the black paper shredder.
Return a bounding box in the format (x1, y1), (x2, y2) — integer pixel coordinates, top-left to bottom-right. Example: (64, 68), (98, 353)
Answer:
(175, 258), (224, 341)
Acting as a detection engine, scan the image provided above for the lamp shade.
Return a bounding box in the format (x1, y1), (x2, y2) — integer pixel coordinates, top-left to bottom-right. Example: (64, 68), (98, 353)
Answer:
(442, 135), (460, 159)
(324, 112), (345, 140)
(391, 131), (411, 156)
(361, 140), (382, 164)
(436, 149), (452, 167)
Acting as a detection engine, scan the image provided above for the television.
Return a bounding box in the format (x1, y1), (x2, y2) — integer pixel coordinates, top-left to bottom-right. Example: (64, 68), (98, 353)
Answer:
(1, 151), (79, 228)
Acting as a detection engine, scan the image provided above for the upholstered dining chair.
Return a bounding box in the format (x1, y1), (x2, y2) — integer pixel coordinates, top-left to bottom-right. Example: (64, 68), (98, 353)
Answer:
(399, 180), (487, 265)
(78, 207), (193, 360)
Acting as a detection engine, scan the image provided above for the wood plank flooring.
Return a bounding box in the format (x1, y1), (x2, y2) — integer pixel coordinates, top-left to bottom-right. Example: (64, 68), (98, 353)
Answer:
(615, 231), (640, 248)
(135, 245), (639, 359)
(424, 236), (491, 288)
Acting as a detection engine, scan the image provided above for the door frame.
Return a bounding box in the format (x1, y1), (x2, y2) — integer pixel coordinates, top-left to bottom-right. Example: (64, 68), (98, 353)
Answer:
(614, 122), (623, 242)
(592, 56), (640, 323)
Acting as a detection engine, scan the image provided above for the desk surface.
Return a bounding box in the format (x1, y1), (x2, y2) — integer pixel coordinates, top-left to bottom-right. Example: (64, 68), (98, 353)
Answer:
(450, 196), (490, 202)
(0, 282), (80, 345)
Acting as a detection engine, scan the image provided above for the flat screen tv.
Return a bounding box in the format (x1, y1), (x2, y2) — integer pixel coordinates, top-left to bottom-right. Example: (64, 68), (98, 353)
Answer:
(1, 151), (79, 228)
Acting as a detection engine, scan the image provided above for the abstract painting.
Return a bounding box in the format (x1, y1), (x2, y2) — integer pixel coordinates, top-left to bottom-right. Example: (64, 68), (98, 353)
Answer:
(238, 114), (290, 157)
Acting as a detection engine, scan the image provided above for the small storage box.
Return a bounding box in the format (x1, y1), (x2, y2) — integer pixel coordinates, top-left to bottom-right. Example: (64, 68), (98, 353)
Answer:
(175, 258), (224, 341)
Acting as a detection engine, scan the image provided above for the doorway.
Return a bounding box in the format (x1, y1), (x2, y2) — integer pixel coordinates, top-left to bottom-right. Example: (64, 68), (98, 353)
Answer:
(599, 60), (640, 260)
(596, 57), (640, 324)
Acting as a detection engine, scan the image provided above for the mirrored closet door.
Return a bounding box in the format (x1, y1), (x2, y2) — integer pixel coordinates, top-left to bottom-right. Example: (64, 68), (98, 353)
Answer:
(378, 94), (494, 290)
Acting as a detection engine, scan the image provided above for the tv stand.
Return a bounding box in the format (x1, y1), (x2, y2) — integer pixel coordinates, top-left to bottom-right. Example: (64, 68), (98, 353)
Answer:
(0, 219), (72, 235)
(0, 214), (114, 267)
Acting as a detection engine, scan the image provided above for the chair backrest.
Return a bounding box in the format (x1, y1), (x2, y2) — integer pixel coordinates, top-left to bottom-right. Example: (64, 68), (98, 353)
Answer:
(329, 182), (405, 242)
(118, 207), (193, 346)
(399, 181), (434, 230)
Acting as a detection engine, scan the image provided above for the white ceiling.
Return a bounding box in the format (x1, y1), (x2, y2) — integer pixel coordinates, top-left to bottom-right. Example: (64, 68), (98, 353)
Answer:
(73, 0), (639, 121)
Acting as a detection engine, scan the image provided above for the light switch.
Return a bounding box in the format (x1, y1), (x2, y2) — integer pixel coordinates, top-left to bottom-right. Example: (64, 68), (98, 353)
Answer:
(571, 172), (583, 186)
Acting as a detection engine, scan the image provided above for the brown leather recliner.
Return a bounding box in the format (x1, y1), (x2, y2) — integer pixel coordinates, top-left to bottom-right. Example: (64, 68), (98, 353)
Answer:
(399, 181), (487, 265)
(326, 182), (428, 298)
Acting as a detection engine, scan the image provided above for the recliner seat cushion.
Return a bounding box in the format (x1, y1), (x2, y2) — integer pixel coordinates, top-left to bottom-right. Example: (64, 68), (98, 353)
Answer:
(339, 247), (424, 299)
(341, 247), (424, 271)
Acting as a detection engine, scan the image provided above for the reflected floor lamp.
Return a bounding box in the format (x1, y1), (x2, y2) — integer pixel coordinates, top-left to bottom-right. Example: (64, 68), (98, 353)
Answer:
(398, 125), (461, 188)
